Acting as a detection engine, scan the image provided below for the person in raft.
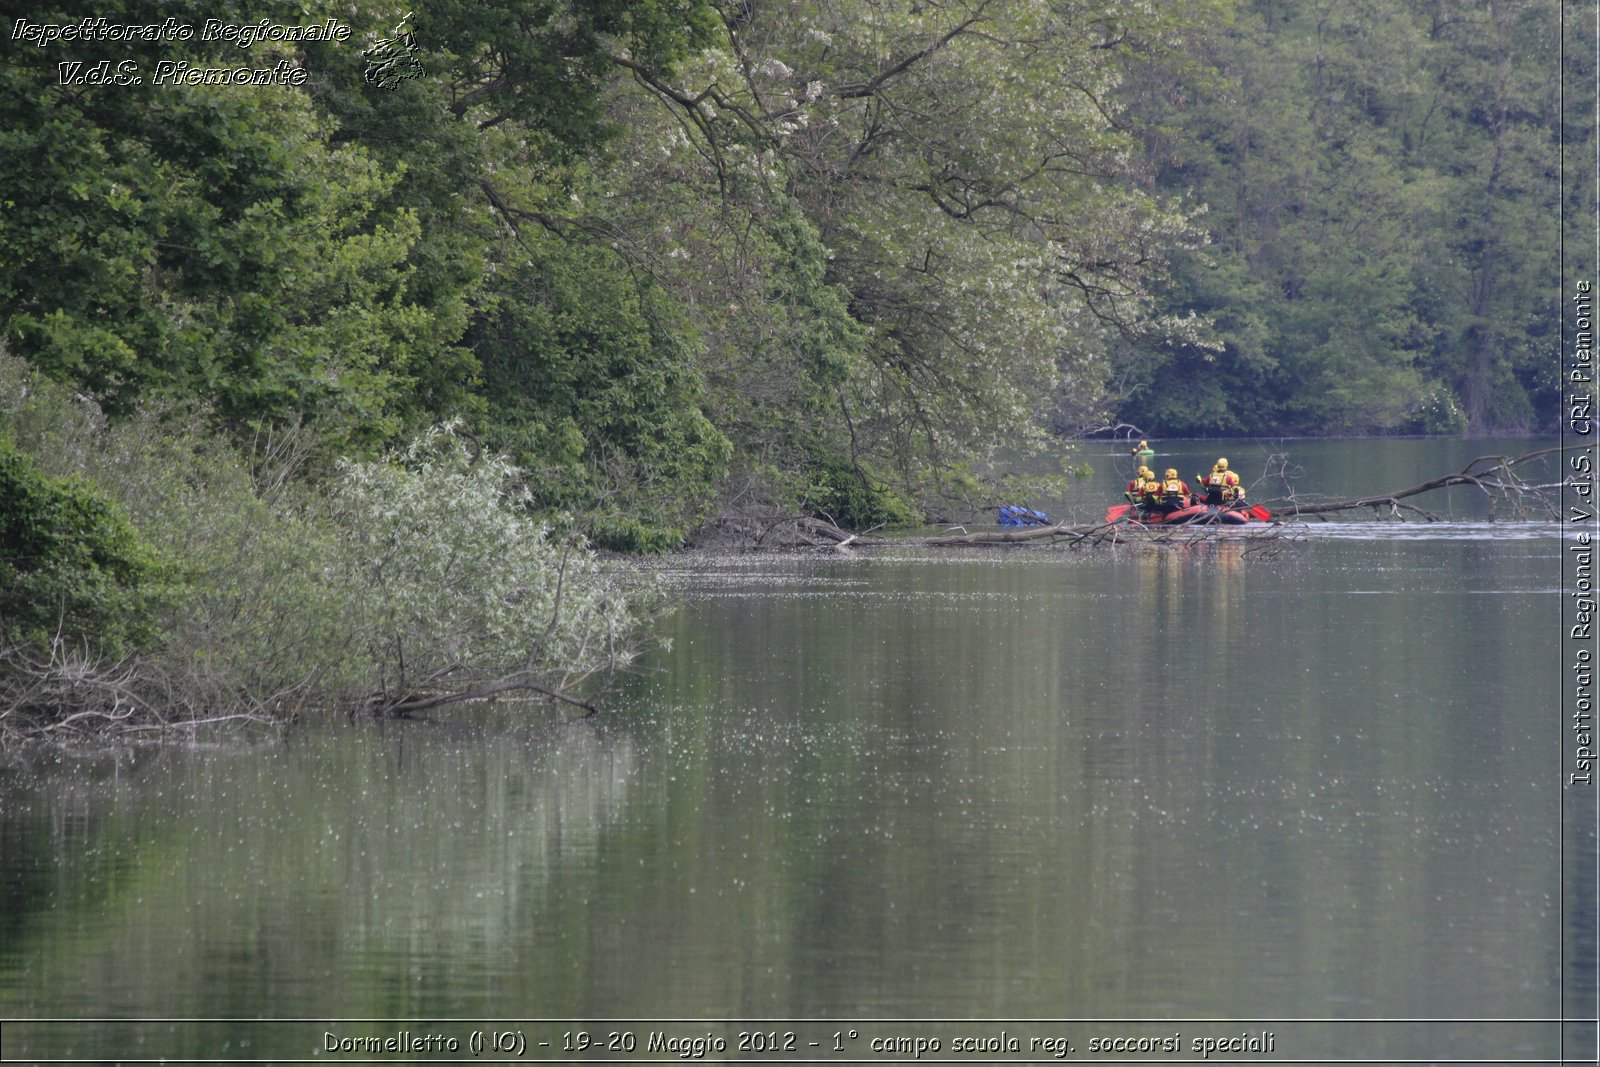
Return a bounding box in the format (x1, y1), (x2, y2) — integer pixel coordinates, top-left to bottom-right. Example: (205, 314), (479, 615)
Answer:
(1125, 466), (1154, 503)
(1212, 458), (1244, 505)
(1130, 440), (1156, 466)
(1140, 474), (1164, 513)
(1197, 458), (1248, 508)
(1221, 458), (1246, 505)
(1198, 458), (1229, 506)
(1158, 468), (1192, 513)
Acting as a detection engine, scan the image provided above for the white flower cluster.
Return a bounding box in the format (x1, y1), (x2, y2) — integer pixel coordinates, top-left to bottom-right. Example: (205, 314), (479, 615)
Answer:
(332, 424), (638, 691)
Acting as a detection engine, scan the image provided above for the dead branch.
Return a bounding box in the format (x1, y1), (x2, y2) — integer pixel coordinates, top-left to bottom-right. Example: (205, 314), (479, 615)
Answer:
(1256, 447), (1563, 521)
(0, 641), (283, 746)
(372, 676), (598, 720)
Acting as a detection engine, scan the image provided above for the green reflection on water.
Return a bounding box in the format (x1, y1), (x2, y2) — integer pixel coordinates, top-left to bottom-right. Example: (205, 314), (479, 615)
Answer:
(0, 484), (1567, 1059)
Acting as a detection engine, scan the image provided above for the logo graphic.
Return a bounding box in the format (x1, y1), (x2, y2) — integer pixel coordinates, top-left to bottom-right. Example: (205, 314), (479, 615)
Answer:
(363, 12), (423, 90)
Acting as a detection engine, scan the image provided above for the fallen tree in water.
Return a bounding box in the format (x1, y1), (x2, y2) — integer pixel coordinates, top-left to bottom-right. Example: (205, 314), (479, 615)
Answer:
(715, 508), (1291, 551)
(711, 446), (1565, 550)
(1253, 447), (1564, 522)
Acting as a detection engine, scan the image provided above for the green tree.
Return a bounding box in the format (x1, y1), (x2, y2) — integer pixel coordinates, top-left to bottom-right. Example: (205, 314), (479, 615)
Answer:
(1122, 0), (1559, 435)
(0, 436), (168, 658)
(596, 0), (1214, 508)
(0, 4), (479, 450)
(468, 229), (733, 551)
(1414, 0), (1559, 431)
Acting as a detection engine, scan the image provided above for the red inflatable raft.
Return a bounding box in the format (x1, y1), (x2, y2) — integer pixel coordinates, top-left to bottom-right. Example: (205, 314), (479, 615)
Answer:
(1105, 503), (1271, 526)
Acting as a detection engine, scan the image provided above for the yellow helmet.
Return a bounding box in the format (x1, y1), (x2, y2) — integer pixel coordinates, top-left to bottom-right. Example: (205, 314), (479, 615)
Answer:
(1138, 466), (1151, 478)
(1164, 468), (1178, 479)
(1215, 457), (1228, 470)
(1138, 441), (1149, 448)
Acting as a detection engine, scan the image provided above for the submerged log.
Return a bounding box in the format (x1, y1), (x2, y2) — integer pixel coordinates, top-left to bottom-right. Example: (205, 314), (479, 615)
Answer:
(373, 679), (598, 719)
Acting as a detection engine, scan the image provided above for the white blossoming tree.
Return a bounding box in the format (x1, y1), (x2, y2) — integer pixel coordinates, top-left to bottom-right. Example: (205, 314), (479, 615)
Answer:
(331, 423), (642, 715)
(595, 0), (1218, 508)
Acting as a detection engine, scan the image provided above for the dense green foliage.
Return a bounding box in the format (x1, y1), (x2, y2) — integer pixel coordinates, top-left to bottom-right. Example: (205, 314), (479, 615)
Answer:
(5, 2), (1564, 524)
(469, 236), (732, 551)
(0, 436), (168, 658)
(0, 7), (478, 451)
(803, 457), (921, 531)
(0, 0), (1572, 705)
(0, 355), (641, 729)
(1121, 0), (1565, 435)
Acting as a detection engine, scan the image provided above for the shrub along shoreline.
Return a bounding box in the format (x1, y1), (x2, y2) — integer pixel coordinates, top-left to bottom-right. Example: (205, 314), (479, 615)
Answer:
(0, 354), (647, 745)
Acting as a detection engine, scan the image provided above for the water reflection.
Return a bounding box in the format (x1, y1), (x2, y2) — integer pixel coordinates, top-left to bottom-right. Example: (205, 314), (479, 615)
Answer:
(0, 524), (1570, 1061)
(0, 718), (645, 1024)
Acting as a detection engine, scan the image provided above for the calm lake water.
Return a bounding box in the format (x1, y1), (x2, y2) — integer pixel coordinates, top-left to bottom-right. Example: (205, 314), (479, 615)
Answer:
(0, 438), (1589, 1063)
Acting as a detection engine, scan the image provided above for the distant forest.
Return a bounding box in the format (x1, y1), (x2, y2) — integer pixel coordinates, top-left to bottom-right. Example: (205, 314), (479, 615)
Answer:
(1, 1), (1584, 548)
(1123, 0), (1571, 439)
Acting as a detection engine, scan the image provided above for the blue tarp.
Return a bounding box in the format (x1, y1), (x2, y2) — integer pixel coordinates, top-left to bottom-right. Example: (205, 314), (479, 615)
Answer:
(997, 505), (1052, 526)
